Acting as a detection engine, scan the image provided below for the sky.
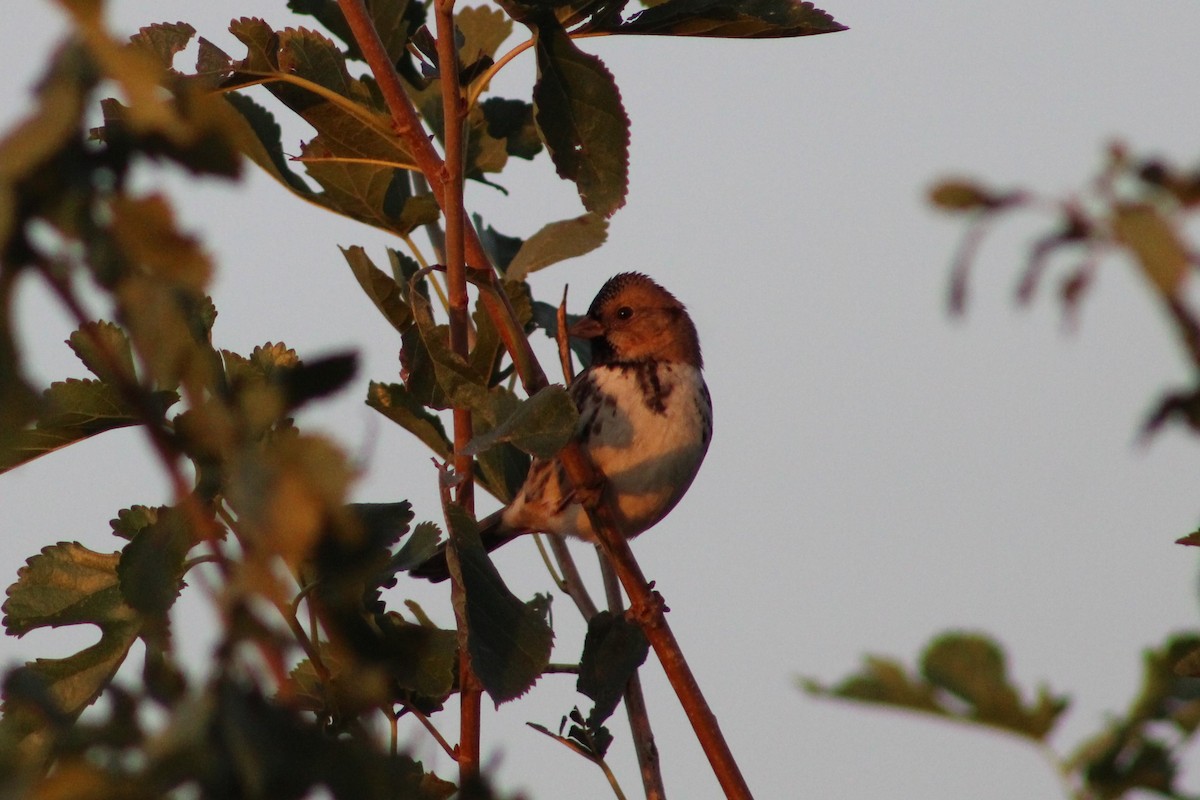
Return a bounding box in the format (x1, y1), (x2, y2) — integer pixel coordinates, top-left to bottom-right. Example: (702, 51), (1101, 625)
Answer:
(2, 1), (1200, 798)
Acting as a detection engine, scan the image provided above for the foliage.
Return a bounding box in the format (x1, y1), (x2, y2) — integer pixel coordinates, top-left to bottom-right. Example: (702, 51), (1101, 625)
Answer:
(808, 146), (1200, 800)
(0, 0), (844, 798)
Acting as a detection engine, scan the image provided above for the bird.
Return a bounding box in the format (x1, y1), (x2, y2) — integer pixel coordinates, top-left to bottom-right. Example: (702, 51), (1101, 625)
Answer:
(411, 272), (712, 582)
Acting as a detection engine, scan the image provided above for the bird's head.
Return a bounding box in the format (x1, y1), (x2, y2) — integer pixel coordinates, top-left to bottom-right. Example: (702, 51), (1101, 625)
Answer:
(569, 273), (703, 368)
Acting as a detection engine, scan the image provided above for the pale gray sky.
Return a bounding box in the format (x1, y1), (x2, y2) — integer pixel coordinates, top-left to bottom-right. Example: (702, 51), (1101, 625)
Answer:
(2, 2), (1199, 798)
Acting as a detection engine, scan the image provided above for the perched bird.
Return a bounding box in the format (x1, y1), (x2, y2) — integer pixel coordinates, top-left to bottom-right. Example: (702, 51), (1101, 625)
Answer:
(412, 272), (712, 582)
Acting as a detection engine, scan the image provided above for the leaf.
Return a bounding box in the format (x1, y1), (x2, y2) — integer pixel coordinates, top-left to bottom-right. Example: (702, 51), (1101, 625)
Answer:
(803, 631), (1068, 741)
(366, 381), (452, 459)
(110, 194), (213, 291)
(608, 0), (847, 38)
(445, 505), (553, 705)
(67, 321), (137, 385)
(1176, 529), (1200, 547)
(456, 5), (514, 65)
(128, 22), (197, 71)
(221, 91), (313, 194)
(0, 380), (178, 475)
(473, 214), (525, 272)
(406, 291), (493, 415)
(920, 633), (1064, 738)
(222, 20), (434, 236)
(389, 520), (444, 573)
(465, 385), (578, 459)
(577, 611), (649, 729)
(481, 97), (543, 160)
(109, 505), (161, 541)
(1112, 202), (1190, 297)
(505, 212), (609, 281)
(928, 178), (1017, 213)
(532, 23), (629, 216)
(341, 246), (414, 333)
(2, 543), (142, 721)
(117, 507), (196, 618)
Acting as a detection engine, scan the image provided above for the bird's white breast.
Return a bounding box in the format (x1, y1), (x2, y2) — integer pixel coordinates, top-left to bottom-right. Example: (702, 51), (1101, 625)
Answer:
(569, 361), (712, 539)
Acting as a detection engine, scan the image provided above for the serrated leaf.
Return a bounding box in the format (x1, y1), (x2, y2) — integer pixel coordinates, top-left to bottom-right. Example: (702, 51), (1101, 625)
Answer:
(445, 505), (553, 705)
(532, 23), (629, 216)
(0, 380), (178, 475)
(366, 381), (452, 459)
(608, 0), (847, 38)
(390, 520), (444, 572)
(67, 321), (137, 384)
(109, 505), (162, 541)
(457, 5), (514, 64)
(341, 246), (414, 333)
(221, 91), (313, 194)
(465, 384), (577, 458)
(2, 543), (142, 720)
(223, 20), (431, 235)
(505, 212), (608, 280)
(577, 610), (649, 729)
(1113, 202), (1190, 296)
(117, 507), (196, 617)
(128, 22), (197, 71)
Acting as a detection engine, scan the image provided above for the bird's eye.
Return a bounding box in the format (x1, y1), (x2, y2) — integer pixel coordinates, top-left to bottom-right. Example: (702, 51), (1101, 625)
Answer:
(616, 306), (634, 320)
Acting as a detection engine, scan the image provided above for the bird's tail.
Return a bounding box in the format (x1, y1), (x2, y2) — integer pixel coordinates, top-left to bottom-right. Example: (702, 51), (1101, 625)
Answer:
(408, 509), (522, 583)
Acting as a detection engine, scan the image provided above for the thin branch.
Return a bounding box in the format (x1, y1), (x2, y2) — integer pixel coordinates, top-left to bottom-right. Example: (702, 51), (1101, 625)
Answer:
(397, 702), (459, 760)
(549, 534), (601, 620)
(600, 551), (666, 800)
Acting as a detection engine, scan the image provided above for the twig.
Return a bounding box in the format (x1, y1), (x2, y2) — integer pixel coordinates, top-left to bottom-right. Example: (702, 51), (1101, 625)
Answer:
(548, 534), (601, 620)
(397, 701), (459, 760)
(600, 551), (666, 800)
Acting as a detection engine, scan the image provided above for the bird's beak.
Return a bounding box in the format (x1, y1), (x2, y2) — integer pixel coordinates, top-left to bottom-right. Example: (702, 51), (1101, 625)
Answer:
(568, 316), (605, 339)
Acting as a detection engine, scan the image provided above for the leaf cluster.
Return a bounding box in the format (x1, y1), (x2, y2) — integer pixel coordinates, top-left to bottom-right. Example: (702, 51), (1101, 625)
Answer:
(0, 0), (847, 798)
(805, 631), (1200, 800)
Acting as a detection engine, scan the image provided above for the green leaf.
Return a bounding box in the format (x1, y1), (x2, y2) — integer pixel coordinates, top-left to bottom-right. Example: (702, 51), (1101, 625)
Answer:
(117, 507), (196, 618)
(366, 381), (452, 459)
(532, 23), (629, 216)
(2, 543), (142, 721)
(0, 380), (178, 475)
(341, 246), (414, 333)
(577, 610), (649, 729)
(445, 505), (553, 705)
(802, 655), (942, 715)
(481, 97), (543, 160)
(505, 212), (609, 281)
(221, 91), (313, 194)
(803, 631), (1069, 741)
(390, 520), (444, 572)
(109, 505), (161, 541)
(67, 321), (137, 385)
(406, 290), (493, 415)
(607, 0), (847, 38)
(921, 633), (1064, 738)
(465, 385), (578, 458)
(223, 20), (434, 236)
